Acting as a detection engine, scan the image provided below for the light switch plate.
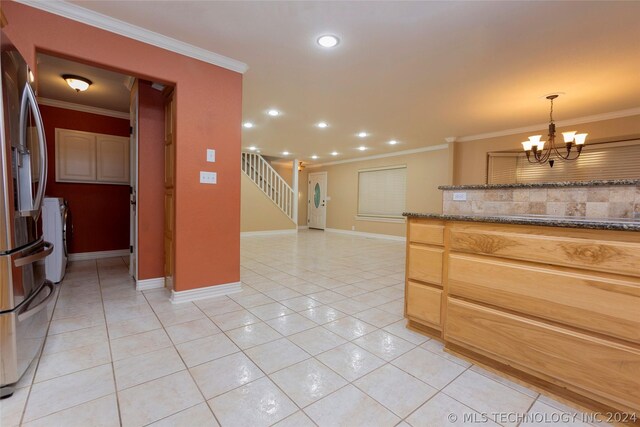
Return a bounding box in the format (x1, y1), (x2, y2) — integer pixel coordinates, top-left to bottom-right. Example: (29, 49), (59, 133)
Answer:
(200, 171), (217, 184)
(453, 192), (467, 201)
(206, 149), (216, 163)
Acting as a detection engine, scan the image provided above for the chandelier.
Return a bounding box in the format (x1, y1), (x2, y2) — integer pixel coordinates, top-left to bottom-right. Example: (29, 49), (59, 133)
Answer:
(521, 94), (587, 167)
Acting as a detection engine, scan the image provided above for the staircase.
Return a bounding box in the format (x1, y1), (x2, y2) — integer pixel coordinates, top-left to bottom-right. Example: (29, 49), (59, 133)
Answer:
(241, 152), (296, 222)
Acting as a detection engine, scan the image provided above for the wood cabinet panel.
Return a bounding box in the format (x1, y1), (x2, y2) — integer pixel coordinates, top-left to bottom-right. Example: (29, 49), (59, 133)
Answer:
(445, 298), (640, 412)
(448, 254), (640, 343)
(55, 129), (96, 182)
(409, 220), (444, 246)
(449, 225), (640, 277)
(96, 135), (130, 184)
(406, 281), (442, 328)
(408, 244), (443, 285)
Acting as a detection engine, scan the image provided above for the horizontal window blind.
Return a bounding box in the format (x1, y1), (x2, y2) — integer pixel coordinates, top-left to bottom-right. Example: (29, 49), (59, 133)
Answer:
(358, 166), (406, 217)
(488, 140), (640, 184)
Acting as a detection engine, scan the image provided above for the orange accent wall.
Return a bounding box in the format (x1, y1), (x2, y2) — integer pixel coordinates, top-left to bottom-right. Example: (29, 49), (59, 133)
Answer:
(39, 104), (130, 254)
(137, 81), (165, 280)
(3, 2), (242, 291)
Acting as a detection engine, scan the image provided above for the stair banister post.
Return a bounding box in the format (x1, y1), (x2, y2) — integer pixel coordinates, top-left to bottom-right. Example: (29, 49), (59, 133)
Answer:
(292, 159), (299, 226)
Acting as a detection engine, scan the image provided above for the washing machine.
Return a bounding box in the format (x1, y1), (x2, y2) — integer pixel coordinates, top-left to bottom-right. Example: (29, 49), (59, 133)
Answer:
(42, 197), (69, 283)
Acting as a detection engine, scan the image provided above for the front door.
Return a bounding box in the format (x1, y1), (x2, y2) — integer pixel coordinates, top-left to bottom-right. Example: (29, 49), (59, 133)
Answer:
(308, 172), (327, 230)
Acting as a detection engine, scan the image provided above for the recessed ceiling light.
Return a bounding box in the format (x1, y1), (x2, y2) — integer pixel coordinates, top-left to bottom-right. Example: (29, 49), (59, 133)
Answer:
(358, 146), (367, 151)
(282, 151), (290, 156)
(248, 146), (257, 151)
(243, 122), (254, 128)
(317, 35), (340, 48)
(267, 109), (280, 116)
(316, 122), (328, 128)
(331, 151), (338, 156)
(388, 140), (398, 145)
(357, 132), (368, 138)
(311, 155), (318, 160)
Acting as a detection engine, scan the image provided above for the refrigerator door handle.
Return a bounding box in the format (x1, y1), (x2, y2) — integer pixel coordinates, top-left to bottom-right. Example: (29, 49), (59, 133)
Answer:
(13, 241), (53, 267)
(18, 82), (47, 218)
(17, 280), (56, 322)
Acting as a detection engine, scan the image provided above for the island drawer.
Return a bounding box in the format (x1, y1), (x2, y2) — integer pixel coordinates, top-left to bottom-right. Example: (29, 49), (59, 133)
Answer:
(445, 298), (640, 412)
(448, 223), (640, 277)
(447, 254), (640, 343)
(407, 244), (443, 285)
(408, 220), (444, 246)
(406, 280), (442, 328)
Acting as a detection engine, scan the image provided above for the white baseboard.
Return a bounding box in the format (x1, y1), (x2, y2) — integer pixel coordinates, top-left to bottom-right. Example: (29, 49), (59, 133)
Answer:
(325, 228), (406, 242)
(170, 281), (242, 304)
(136, 277), (165, 291)
(297, 226), (309, 230)
(240, 229), (297, 237)
(68, 249), (129, 261)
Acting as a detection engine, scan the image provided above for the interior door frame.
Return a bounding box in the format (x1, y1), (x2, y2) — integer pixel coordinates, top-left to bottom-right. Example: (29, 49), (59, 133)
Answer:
(307, 171), (327, 230)
(129, 82), (139, 279)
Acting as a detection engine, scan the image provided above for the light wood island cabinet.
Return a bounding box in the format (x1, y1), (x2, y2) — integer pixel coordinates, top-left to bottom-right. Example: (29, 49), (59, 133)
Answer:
(404, 215), (640, 416)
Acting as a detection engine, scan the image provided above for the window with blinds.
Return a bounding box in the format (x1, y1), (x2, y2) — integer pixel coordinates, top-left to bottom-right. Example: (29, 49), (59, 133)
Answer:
(488, 140), (640, 184)
(358, 166), (407, 218)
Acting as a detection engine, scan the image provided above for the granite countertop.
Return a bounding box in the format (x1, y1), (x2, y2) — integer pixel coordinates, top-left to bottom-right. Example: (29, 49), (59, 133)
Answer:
(402, 212), (640, 231)
(438, 179), (640, 191)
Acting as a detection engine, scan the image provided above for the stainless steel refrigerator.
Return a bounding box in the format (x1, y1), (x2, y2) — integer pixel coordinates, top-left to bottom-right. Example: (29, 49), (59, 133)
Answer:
(1, 31), (58, 398)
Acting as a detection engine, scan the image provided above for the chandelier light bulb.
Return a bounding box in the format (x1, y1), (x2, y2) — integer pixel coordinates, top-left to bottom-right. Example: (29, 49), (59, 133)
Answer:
(574, 133), (588, 145)
(522, 141), (534, 151)
(562, 131), (577, 143)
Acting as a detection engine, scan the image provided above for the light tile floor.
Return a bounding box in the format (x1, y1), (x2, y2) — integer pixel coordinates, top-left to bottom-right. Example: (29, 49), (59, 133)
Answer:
(1, 230), (612, 426)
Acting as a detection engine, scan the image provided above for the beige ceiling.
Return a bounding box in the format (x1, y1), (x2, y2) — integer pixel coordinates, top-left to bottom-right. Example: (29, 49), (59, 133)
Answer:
(70, 1), (640, 163)
(37, 53), (132, 112)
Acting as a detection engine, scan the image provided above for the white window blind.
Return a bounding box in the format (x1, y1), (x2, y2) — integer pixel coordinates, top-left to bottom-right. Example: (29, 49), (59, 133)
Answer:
(358, 166), (406, 217)
(488, 140), (640, 184)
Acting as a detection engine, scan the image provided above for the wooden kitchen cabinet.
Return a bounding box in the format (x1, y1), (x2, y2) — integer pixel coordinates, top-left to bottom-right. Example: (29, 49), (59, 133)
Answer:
(404, 217), (640, 414)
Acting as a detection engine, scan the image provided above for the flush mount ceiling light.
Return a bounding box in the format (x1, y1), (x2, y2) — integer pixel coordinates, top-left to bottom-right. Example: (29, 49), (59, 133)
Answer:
(358, 146), (367, 151)
(317, 35), (340, 48)
(62, 74), (92, 92)
(311, 155), (318, 160)
(267, 109), (280, 116)
(282, 151), (290, 156)
(248, 146), (257, 151)
(316, 122), (328, 128)
(521, 94), (588, 168)
(331, 151), (338, 156)
(357, 132), (368, 138)
(243, 122), (254, 128)
(388, 140), (398, 145)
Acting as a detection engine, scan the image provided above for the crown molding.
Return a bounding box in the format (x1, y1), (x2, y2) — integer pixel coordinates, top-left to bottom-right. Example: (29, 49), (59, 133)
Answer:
(307, 144), (449, 168)
(15, 0), (248, 74)
(38, 97), (130, 119)
(457, 107), (640, 142)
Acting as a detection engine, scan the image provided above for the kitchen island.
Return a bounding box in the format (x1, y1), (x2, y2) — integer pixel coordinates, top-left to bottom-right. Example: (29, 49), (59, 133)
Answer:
(403, 180), (640, 417)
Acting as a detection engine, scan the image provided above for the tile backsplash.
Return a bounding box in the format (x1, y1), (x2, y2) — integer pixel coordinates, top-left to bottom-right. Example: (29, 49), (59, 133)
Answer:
(442, 185), (640, 219)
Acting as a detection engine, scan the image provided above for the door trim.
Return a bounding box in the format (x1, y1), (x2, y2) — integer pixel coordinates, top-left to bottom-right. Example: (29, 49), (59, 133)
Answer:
(129, 82), (138, 280)
(307, 171), (327, 230)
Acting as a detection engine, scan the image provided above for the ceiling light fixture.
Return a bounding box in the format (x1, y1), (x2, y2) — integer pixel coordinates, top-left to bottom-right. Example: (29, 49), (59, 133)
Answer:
(317, 35), (340, 48)
(243, 122), (254, 128)
(358, 146), (367, 151)
(388, 140), (398, 145)
(267, 109), (280, 116)
(316, 122), (328, 128)
(311, 155), (318, 160)
(521, 94), (587, 168)
(282, 151), (290, 156)
(248, 146), (257, 151)
(62, 74), (92, 92)
(357, 132), (368, 138)
(331, 151), (338, 156)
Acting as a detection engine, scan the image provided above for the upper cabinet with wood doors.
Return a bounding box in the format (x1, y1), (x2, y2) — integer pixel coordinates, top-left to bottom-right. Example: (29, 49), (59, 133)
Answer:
(56, 128), (129, 185)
